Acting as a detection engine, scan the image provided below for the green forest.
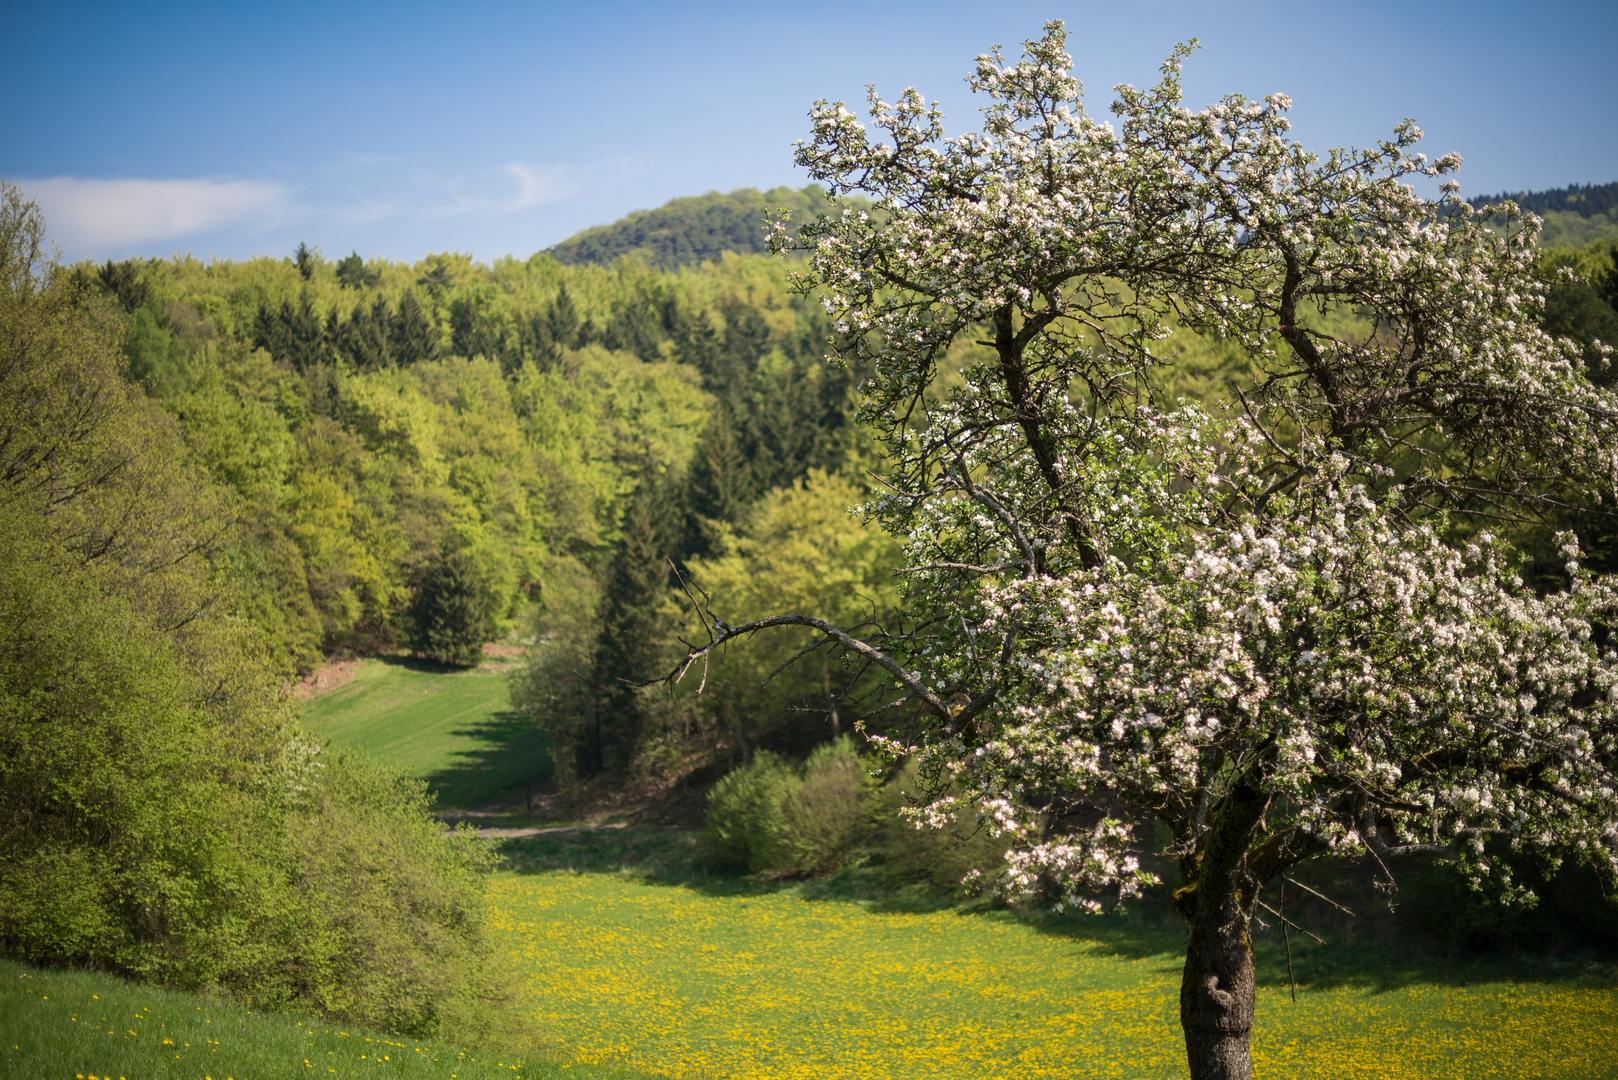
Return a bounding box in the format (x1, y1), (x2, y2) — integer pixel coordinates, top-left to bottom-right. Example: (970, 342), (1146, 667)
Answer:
(4, 168), (1618, 1073)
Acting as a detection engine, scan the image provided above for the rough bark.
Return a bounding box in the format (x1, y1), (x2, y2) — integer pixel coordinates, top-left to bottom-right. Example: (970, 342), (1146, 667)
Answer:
(1176, 779), (1270, 1080)
(1180, 891), (1258, 1080)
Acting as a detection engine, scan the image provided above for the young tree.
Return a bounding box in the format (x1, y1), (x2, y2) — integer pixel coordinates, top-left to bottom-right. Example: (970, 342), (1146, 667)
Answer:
(661, 23), (1618, 1080)
(408, 545), (490, 668)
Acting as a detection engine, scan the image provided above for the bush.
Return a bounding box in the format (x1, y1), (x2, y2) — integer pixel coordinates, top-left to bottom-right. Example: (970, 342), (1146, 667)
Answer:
(0, 514), (513, 1039)
(702, 750), (798, 872)
(702, 738), (877, 876)
(870, 762), (1011, 892)
(696, 748), (1021, 899)
(276, 749), (512, 1041)
(779, 740), (878, 874)
(1403, 843), (1618, 955)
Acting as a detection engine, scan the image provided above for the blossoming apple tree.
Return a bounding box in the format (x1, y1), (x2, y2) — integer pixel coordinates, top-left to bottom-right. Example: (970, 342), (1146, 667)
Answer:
(663, 21), (1618, 1080)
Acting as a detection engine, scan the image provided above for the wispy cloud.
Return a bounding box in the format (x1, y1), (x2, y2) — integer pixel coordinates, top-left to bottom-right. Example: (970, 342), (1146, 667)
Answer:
(504, 162), (576, 209)
(14, 156), (651, 260)
(20, 177), (291, 250)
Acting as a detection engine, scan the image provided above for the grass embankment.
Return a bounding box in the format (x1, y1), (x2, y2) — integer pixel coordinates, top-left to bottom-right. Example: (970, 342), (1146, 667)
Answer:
(494, 830), (1618, 1080)
(0, 958), (651, 1080)
(301, 656), (549, 811)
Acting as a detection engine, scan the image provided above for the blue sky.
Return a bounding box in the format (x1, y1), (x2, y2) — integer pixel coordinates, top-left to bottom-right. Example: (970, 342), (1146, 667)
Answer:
(3, 0), (1614, 265)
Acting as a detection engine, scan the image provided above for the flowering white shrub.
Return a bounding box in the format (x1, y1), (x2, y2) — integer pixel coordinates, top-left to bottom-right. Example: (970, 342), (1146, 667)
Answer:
(672, 20), (1618, 1079)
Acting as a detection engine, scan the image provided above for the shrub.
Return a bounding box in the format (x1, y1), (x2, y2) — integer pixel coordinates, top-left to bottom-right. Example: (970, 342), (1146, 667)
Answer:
(702, 738), (876, 875)
(871, 762), (1011, 892)
(276, 749), (512, 1042)
(778, 739), (878, 874)
(701, 750), (798, 872)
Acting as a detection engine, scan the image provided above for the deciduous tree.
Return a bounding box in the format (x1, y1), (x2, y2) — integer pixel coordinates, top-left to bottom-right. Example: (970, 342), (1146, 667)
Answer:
(663, 24), (1618, 1080)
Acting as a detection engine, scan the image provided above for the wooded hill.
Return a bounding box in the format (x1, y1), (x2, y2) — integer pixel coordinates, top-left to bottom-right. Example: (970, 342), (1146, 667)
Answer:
(547, 185), (840, 270)
(1469, 179), (1618, 247)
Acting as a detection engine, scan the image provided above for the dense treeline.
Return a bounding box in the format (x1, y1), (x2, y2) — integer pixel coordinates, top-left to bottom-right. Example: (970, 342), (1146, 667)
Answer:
(79, 232), (851, 671)
(1471, 179), (1618, 220)
(1463, 179), (1618, 247)
(0, 183), (514, 1041)
(62, 190), (904, 789)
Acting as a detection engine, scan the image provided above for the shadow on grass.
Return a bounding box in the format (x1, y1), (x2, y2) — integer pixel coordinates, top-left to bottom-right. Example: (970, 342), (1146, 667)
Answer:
(421, 708), (553, 811)
(496, 828), (1618, 992)
(496, 828), (1185, 962)
(375, 653), (481, 675)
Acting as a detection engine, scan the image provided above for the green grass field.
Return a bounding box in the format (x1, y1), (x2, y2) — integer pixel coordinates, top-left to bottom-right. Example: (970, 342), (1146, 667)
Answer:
(0, 957), (651, 1080)
(493, 832), (1618, 1080)
(7, 828), (1615, 1080)
(300, 657), (550, 811)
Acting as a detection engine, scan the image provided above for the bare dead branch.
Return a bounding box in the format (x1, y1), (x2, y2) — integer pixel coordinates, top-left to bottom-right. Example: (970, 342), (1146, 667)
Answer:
(1255, 899), (1327, 946)
(1281, 876), (1357, 919)
(651, 611), (953, 720)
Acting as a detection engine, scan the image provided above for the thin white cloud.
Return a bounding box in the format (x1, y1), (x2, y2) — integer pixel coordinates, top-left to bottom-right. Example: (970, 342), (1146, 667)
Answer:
(20, 176), (291, 250)
(505, 162), (575, 209)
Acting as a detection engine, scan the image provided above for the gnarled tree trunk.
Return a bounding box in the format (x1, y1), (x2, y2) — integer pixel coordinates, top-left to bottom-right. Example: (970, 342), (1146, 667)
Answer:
(1180, 892), (1257, 1079)
(1176, 779), (1270, 1079)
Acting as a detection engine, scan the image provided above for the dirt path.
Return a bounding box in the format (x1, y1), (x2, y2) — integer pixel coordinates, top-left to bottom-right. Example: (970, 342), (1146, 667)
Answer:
(472, 823), (639, 840)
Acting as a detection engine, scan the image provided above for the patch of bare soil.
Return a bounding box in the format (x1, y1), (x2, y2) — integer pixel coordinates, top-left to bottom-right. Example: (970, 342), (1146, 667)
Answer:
(476, 641), (523, 673)
(290, 656), (364, 700)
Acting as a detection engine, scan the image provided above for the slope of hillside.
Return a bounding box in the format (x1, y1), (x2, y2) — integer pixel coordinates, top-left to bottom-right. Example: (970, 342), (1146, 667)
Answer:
(1468, 180), (1618, 248)
(546, 185), (834, 269)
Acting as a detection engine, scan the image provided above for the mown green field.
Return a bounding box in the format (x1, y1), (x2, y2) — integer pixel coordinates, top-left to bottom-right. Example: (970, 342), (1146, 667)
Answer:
(300, 657), (549, 811)
(492, 834), (1618, 1080)
(0, 958), (650, 1080)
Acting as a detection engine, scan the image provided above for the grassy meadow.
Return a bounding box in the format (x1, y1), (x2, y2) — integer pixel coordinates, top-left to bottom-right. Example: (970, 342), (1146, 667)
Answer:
(301, 656), (550, 811)
(0, 958), (651, 1080)
(492, 832), (1618, 1080)
(6, 825), (1615, 1079)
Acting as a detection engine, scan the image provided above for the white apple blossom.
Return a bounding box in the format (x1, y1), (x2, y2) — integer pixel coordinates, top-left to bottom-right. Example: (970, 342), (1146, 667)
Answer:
(666, 20), (1618, 1080)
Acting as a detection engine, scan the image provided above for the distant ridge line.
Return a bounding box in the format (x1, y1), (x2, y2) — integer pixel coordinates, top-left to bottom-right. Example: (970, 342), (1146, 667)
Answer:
(1467, 180), (1618, 220)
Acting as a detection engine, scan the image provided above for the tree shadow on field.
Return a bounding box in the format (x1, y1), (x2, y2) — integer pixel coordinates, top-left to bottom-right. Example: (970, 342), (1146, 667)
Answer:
(498, 828), (771, 897)
(376, 652), (478, 675)
(497, 829), (1182, 963)
(496, 829), (1618, 992)
(1185, 856), (1617, 995)
(420, 707), (553, 812)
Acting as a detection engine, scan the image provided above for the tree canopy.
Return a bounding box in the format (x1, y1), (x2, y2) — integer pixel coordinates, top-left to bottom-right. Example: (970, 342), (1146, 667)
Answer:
(658, 23), (1618, 1080)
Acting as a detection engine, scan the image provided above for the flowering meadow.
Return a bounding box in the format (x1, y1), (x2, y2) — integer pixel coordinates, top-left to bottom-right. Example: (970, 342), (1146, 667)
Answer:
(491, 871), (1618, 1079)
(0, 958), (647, 1080)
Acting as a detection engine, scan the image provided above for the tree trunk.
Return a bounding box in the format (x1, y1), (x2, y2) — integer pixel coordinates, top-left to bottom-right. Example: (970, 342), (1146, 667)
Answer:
(1179, 895), (1257, 1079)
(1176, 777), (1269, 1079)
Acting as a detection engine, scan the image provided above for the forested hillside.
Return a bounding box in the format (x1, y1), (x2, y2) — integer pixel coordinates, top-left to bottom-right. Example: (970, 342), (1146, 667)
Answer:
(547, 185), (840, 270)
(1472, 179), (1618, 220)
(61, 178), (1618, 785)
(61, 195), (918, 790)
(0, 182), (523, 1044)
(1471, 179), (1618, 247)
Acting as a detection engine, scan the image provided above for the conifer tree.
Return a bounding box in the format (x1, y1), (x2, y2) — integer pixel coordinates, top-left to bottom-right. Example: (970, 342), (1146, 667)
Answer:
(94, 259), (149, 313)
(687, 409), (757, 554)
(591, 468), (685, 771)
(547, 284), (581, 350)
(407, 545), (489, 668)
(391, 290), (437, 366)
